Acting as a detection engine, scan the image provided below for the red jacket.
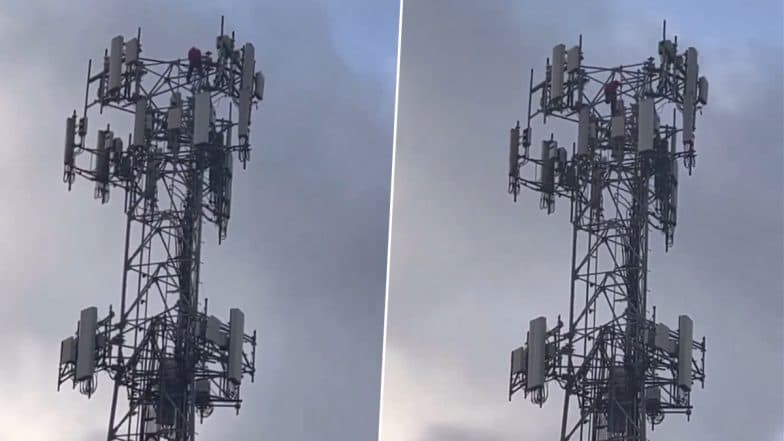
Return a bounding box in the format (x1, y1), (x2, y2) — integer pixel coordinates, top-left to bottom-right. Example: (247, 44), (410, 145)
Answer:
(188, 47), (202, 65)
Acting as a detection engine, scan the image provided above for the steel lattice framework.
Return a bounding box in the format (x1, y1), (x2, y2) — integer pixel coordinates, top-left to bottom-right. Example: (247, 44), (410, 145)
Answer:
(57, 18), (263, 441)
(507, 24), (708, 441)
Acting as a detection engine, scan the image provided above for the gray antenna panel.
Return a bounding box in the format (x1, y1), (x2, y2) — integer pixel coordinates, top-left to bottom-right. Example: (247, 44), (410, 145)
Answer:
(238, 87), (251, 141)
(550, 44), (566, 100)
(108, 36), (124, 93)
(241, 43), (256, 90)
(94, 130), (111, 184)
(509, 126), (520, 177)
(76, 307), (98, 381)
(526, 317), (546, 390)
(678, 315), (693, 390)
(133, 98), (147, 147)
(193, 91), (212, 145)
(637, 98), (656, 152)
(60, 336), (77, 365)
(64, 116), (76, 166)
(125, 38), (139, 65)
(577, 107), (590, 156)
(254, 71), (265, 100)
(654, 323), (675, 354)
(566, 45), (580, 73)
(228, 308), (245, 384)
(683, 47), (699, 146)
(697, 76), (709, 105)
(540, 141), (555, 194)
(511, 346), (527, 375)
(205, 316), (227, 347)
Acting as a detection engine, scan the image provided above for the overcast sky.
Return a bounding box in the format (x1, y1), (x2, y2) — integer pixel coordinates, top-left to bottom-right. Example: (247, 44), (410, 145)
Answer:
(381, 1), (783, 441)
(0, 1), (397, 440)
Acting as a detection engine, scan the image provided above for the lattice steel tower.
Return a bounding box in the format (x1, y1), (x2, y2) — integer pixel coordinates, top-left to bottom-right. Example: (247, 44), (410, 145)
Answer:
(507, 23), (708, 440)
(57, 18), (264, 441)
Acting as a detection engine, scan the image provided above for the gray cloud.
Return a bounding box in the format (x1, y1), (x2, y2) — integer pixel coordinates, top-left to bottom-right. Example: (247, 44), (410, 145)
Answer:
(0, 1), (395, 440)
(381, 0), (783, 440)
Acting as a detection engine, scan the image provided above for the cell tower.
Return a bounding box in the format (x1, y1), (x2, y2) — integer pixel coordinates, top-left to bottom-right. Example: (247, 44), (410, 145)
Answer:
(56, 17), (264, 441)
(506, 22), (708, 440)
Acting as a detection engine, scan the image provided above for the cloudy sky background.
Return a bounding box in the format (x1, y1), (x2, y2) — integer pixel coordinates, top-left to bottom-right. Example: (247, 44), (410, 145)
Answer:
(381, 1), (783, 441)
(0, 1), (397, 440)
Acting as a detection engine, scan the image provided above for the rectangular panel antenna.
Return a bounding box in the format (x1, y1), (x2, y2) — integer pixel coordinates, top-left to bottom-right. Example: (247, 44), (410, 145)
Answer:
(238, 87), (251, 141)
(76, 307), (98, 380)
(697, 76), (709, 105)
(193, 91), (212, 145)
(550, 44), (566, 101)
(509, 126), (520, 177)
(133, 98), (147, 147)
(254, 71), (265, 100)
(125, 38), (139, 65)
(526, 316), (546, 390)
(108, 36), (124, 93)
(228, 308), (245, 384)
(678, 315), (693, 390)
(60, 336), (76, 365)
(637, 98), (656, 152)
(566, 45), (580, 73)
(241, 43), (256, 90)
(577, 107), (590, 155)
(683, 47), (699, 146)
(64, 116), (76, 166)
(511, 346), (527, 375)
(654, 323), (675, 354)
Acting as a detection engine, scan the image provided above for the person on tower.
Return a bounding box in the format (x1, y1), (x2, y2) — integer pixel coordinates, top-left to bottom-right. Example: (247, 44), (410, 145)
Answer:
(604, 79), (622, 115)
(186, 46), (202, 82)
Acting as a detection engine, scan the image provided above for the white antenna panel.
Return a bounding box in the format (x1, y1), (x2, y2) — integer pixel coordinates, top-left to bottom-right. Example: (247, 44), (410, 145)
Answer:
(193, 91), (212, 145)
(108, 35), (124, 93)
(133, 98), (147, 147)
(566, 45), (580, 73)
(64, 116), (76, 166)
(60, 336), (76, 365)
(511, 346), (527, 375)
(125, 38), (139, 65)
(228, 308), (245, 384)
(526, 316), (546, 391)
(577, 107), (590, 156)
(241, 43), (255, 90)
(238, 87), (251, 141)
(637, 98), (655, 152)
(76, 306), (98, 381)
(254, 71), (265, 100)
(550, 44), (566, 100)
(677, 315), (693, 390)
(697, 76), (709, 105)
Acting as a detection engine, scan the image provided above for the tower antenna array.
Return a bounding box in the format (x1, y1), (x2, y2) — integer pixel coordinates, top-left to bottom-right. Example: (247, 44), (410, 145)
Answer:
(57, 17), (265, 441)
(506, 21), (708, 440)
